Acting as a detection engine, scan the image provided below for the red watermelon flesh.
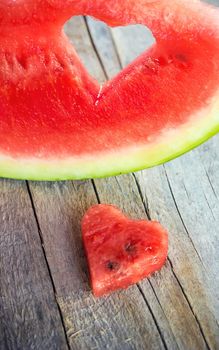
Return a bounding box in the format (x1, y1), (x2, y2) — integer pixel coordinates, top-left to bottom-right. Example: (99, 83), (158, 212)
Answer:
(82, 204), (168, 297)
(0, 0), (219, 180)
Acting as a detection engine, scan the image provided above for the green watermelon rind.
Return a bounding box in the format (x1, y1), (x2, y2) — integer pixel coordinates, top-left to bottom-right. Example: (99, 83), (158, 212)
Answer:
(0, 95), (218, 180)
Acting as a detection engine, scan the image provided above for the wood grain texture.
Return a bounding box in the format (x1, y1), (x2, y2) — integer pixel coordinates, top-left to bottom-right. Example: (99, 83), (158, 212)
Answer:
(0, 180), (69, 350)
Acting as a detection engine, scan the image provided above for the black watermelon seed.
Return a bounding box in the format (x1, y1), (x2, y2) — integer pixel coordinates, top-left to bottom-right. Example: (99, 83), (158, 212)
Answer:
(106, 261), (120, 271)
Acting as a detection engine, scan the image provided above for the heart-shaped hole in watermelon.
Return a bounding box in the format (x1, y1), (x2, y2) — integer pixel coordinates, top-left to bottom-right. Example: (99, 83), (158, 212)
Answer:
(64, 16), (155, 82)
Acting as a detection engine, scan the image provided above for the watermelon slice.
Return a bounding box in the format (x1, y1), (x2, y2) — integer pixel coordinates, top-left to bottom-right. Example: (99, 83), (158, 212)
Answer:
(0, 0), (219, 180)
(82, 204), (168, 296)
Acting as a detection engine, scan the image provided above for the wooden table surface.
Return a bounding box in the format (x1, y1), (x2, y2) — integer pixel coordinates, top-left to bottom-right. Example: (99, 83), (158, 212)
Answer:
(1, 4), (219, 350)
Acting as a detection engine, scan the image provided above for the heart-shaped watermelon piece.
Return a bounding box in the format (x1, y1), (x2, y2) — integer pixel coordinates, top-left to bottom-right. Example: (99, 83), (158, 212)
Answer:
(82, 205), (168, 296)
(0, 0), (219, 180)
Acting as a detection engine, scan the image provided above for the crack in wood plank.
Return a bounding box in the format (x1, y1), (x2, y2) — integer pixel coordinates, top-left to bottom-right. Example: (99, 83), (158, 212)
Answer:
(84, 17), (108, 79)
(202, 166), (218, 199)
(182, 182), (190, 200)
(132, 173), (151, 219)
(163, 167), (204, 267)
(91, 179), (101, 204)
(137, 284), (169, 350)
(202, 191), (217, 221)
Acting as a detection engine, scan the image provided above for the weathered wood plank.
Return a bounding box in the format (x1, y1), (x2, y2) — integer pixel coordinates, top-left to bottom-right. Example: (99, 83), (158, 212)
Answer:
(0, 180), (69, 350)
(65, 16), (105, 83)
